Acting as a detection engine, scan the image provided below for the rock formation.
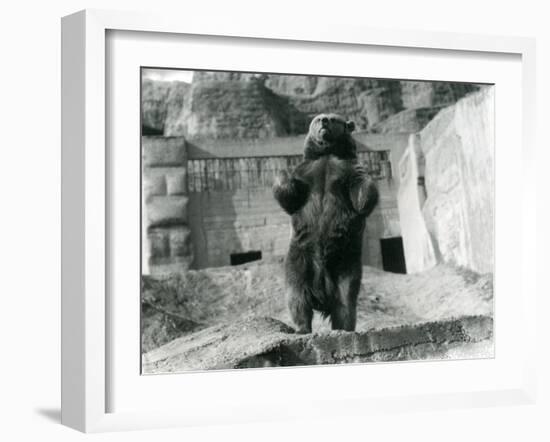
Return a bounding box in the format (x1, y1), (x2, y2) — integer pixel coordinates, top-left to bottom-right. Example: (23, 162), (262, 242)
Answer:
(164, 76), (298, 139)
(421, 88), (494, 273)
(397, 88), (494, 274)
(265, 74), (319, 95)
(143, 71), (482, 139)
(287, 78), (403, 132)
(143, 315), (493, 372)
(142, 79), (190, 135)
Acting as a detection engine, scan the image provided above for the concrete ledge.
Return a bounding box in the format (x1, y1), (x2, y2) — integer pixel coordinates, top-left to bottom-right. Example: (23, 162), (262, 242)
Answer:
(185, 133), (411, 159)
(142, 315), (492, 373)
(146, 196), (188, 227)
(143, 136), (186, 167)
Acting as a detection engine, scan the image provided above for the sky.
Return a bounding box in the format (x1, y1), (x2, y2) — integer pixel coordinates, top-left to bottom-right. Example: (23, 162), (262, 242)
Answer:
(142, 68), (194, 83)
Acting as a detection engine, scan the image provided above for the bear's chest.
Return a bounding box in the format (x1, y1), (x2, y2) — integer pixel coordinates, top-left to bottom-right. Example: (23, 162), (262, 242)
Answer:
(301, 156), (353, 202)
(289, 156), (367, 254)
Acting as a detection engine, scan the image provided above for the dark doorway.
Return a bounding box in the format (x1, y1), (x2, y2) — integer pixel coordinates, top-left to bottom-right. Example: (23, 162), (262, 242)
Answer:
(230, 250), (262, 266)
(141, 125), (164, 135)
(380, 237), (407, 274)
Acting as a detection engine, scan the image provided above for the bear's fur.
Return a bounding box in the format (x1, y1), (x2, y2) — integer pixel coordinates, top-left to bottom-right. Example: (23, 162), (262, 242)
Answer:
(273, 113), (378, 333)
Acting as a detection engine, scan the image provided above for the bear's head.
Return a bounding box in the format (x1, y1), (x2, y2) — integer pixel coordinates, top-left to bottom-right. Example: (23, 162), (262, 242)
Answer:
(303, 113), (357, 160)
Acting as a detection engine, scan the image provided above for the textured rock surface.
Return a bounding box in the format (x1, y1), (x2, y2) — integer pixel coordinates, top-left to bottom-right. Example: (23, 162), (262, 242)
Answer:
(164, 77), (301, 139)
(142, 79), (190, 135)
(371, 106), (444, 134)
(192, 71), (259, 82)
(141, 260), (493, 357)
(142, 79), (172, 134)
(142, 315), (492, 372)
(420, 88), (494, 273)
(396, 134), (437, 273)
(162, 82), (191, 135)
(400, 81), (482, 109)
(265, 74), (319, 95)
(287, 78), (404, 132)
(394, 88), (494, 274)
(145, 71), (482, 138)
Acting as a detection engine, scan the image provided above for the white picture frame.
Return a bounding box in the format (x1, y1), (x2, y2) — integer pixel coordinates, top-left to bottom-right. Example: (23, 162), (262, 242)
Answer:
(61, 9), (537, 433)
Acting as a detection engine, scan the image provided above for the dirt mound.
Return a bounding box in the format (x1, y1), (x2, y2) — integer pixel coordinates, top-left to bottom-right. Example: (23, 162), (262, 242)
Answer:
(141, 260), (493, 353)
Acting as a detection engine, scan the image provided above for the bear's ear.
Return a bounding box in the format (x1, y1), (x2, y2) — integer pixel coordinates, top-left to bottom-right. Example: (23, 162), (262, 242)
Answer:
(346, 120), (356, 133)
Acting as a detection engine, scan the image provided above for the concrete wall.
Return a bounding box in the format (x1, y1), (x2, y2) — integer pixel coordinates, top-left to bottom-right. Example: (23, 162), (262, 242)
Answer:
(142, 133), (412, 273)
(396, 88), (494, 274)
(187, 180), (399, 270)
(142, 136), (193, 275)
(362, 179), (402, 269)
(185, 155), (297, 268)
(188, 189), (290, 268)
(184, 148), (403, 270)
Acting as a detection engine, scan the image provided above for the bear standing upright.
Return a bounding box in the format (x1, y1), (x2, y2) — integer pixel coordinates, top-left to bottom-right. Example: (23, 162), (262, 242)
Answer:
(273, 113), (379, 333)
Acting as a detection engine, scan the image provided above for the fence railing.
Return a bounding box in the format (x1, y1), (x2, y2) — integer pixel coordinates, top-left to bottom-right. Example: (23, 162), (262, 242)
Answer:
(187, 151), (391, 193)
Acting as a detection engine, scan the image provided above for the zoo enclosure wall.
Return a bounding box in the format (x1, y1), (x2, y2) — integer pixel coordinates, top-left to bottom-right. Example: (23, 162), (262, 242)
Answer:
(142, 133), (410, 274)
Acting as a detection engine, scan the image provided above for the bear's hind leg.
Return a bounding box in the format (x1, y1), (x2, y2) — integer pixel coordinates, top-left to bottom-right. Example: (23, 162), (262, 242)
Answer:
(287, 287), (313, 334)
(330, 273), (361, 331)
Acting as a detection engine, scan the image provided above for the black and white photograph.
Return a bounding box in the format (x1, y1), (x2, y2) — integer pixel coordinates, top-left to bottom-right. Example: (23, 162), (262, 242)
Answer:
(140, 68), (494, 374)
(2, 0), (547, 437)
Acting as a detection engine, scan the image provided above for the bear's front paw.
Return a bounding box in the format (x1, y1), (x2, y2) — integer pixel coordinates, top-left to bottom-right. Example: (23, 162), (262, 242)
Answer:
(294, 327), (312, 335)
(350, 176), (379, 216)
(353, 164), (368, 178)
(273, 170), (310, 214)
(273, 169), (290, 189)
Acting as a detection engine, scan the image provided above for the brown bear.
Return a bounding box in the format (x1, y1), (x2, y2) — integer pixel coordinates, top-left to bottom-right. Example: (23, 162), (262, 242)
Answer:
(273, 113), (379, 333)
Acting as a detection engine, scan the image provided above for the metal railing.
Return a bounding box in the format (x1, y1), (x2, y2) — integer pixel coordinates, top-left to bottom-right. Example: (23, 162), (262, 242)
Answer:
(187, 151), (391, 193)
